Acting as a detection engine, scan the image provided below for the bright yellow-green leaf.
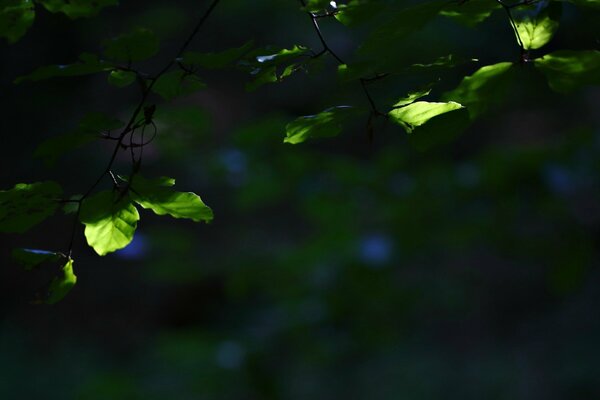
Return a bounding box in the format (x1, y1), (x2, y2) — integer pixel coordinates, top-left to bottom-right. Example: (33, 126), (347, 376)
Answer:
(79, 191), (140, 256)
(388, 101), (464, 133)
(514, 2), (561, 50)
(130, 175), (213, 222)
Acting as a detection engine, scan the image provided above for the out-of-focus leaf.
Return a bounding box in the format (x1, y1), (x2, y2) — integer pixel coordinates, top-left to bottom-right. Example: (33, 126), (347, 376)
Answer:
(34, 112), (123, 166)
(442, 62), (513, 119)
(14, 53), (112, 83)
(182, 41), (254, 69)
(107, 69), (137, 87)
(0, 0), (35, 43)
(441, 0), (500, 27)
(39, 0), (117, 18)
(45, 258), (76, 304)
(79, 191), (140, 256)
(358, 1), (445, 57)
(240, 45), (312, 91)
(151, 70), (206, 100)
(284, 106), (358, 144)
(0, 181), (62, 233)
(103, 28), (159, 62)
(569, 0), (600, 8)
(335, 0), (384, 26)
(12, 248), (62, 270)
(513, 1), (561, 50)
(130, 175), (213, 222)
(388, 101), (464, 133)
(534, 50), (600, 93)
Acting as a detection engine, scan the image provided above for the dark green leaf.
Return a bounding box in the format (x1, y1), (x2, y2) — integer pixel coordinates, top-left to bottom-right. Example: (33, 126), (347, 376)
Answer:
(12, 248), (62, 270)
(441, 0), (500, 27)
(240, 45), (312, 91)
(534, 50), (600, 93)
(407, 107), (471, 150)
(45, 258), (76, 304)
(14, 53), (112, 84)
(284, 106), (358, 144)
(151, 70), (206, 100)
(358, 1), (446, 57)
(0, 0), (35, 43)
(107, 69), (137, 87)
(103, 28), (159, 62)
(0, 181), (62, 233)
(79, 191), (140, 256)
(34, 112), (123, 166)
(39, 0), (117, 18)
(442, 62), (514, 119)
(182, 41), (254, 69)
(130, 175), (213, 222)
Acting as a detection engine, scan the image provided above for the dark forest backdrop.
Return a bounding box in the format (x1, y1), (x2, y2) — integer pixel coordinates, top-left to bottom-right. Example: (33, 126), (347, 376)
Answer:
(1, 0), (599, 398)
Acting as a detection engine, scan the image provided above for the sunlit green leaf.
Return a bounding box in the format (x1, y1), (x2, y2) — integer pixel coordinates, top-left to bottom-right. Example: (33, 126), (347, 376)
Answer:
(513, 1), (561, 50)
(130, 175), (213, 222)
(442, 62), (513, 119)
(151, 70), (206, 100)
(0, 181), (62, 233)
(388, 101), (464, 133)
(14, 53), (112, 83)
(39, 0), (117, 18)
(45, 258), (77, 304)
(392, 86), (433, 107)
(103, 28), (159, 62)
(107, 69), (137, 87)
(182, 41), (254, 69)
(0, 0), (35, 43)
(284, 106), (358, 144)
(79, 191), (140, 256)
(12, 248), (62, 270)
(534, 50), (600, 93)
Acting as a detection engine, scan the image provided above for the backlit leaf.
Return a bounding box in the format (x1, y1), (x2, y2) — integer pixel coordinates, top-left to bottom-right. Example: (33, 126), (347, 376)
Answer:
(284, 106), (358, 144)
(79, 191), (140, 256)
(388, 101), (464, 133)
(130, 175), (213, 222)
(45, 258), (76, 304)
(534, 50), (600, 93)
(513, 1), (561, 50)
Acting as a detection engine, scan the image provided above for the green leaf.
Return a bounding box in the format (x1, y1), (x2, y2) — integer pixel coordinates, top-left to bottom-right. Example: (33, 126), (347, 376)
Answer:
(392, 86), (433, 107)
(284, 106), (358, 144)
(534, 50), (600, 93)
(14, 53), (112, 84)
(107, 69), (137, 88)
(0, 181), (62, 233)
(130, 175), (213, 222)
(358, 1), (446, 57)
(12, 248), (62, 270)
(182, 41), (254, 69)
(34, 112), (123, 166)
(441, 0), (500, 27)
(513, 1), (561, 50)
(240, 45), (312, 91)
(151, 70), (206, 100)
(388, 101), (464, 133)
(0, 0), (35, 43)
(442, 62), (513, 119)
(103, 28), (159, 62)
(79, 191), (140, 256)
(45, 258), (76, 304)
(39, 0), (117, 18)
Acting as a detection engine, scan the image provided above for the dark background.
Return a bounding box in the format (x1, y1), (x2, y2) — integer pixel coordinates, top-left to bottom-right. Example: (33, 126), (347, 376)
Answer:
(1, 1), (599, 398)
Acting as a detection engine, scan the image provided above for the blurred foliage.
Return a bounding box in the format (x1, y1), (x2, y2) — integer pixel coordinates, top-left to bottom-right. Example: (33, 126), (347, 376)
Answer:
(1, 0), (600, 398)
